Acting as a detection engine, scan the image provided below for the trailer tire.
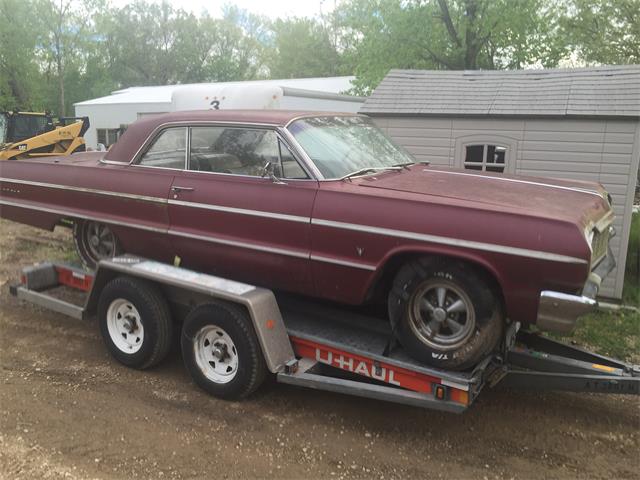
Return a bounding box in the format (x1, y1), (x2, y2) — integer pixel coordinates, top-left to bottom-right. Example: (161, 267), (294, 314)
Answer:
(98, 276), (173, 369)
(181, 303), (267, 400)
(389, 257), (503, 370)
(73, 220), (123, 270)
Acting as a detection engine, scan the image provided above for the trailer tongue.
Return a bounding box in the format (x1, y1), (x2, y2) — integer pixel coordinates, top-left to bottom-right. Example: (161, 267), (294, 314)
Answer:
(10, 257), (639, 413)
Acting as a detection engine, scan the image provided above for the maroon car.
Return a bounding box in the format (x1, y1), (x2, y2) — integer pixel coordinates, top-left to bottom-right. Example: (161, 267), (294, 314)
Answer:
(0, 110), (616, 370)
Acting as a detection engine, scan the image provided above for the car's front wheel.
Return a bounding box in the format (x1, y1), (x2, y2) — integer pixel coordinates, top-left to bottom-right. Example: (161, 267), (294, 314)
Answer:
(388, 257), (503, 370)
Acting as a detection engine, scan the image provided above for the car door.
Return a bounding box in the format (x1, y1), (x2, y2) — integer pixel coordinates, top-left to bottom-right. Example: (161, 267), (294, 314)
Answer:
(167, 125), (317, 294)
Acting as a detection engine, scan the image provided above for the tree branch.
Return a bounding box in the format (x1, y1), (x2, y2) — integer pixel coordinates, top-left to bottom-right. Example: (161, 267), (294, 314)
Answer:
(436, 0), (462, 48)
(423, 46), (458, 69)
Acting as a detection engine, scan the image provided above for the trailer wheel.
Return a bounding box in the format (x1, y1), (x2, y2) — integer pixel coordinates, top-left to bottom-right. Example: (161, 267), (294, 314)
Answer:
(389, 257), (503, 370)
(73, 220), (122, 269)
(181, 303), (267, 400)
(98, 276), (172, 369)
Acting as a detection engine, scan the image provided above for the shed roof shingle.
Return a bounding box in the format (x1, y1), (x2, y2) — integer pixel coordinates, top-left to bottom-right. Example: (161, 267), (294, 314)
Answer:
(361, 66), (640, 118)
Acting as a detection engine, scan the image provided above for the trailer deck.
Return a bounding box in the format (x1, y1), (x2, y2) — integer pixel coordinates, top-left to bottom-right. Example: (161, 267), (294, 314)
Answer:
(9, 257), (639, 413)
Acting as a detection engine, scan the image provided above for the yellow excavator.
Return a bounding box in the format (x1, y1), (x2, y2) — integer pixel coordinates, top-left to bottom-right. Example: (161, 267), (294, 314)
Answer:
(0, 111), (89, 160)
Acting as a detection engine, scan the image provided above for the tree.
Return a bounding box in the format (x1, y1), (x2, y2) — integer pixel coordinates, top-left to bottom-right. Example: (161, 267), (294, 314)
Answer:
(0, 0), (45, 109)
(266, 17), (347, 78)
(36, 0), (98, 115)
(561, 0), (640, 64)
(336, 0), (564, 94)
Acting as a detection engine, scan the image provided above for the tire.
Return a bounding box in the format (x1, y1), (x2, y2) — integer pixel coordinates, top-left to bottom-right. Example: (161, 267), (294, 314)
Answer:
(181, 303), (267, 400)
(73, 220), (123, 269)
(388, 257), (504, 370)
(97, 276), (173, 369)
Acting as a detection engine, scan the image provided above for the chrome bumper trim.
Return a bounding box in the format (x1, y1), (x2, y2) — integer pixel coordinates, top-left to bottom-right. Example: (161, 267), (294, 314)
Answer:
(537, 291), (597, 334)
(537, 243), (617, 334)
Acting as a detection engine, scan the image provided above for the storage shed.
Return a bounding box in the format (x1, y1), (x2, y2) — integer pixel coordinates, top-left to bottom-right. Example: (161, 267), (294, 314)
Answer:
(361, 66), (640, 300)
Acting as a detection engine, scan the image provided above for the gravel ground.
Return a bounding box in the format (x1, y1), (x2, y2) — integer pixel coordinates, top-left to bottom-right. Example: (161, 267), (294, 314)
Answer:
(0, 220), (639, 479)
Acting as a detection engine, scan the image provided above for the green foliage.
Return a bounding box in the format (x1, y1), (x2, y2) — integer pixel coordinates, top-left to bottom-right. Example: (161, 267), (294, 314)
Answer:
(560, 0), (640, 65)
(0, 0), (47, 109)
(561, 213), (640, 362)
(267, 17), (348, 79)
(0, 0), (637, 113)
(336, 0), (566, 94)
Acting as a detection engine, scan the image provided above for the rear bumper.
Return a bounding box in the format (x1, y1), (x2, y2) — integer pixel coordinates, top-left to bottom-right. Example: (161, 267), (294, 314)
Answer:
(537, 243), (616, 334)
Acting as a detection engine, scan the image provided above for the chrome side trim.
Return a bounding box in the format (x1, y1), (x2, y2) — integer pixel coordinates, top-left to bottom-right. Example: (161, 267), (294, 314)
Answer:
(168, 228), (310, 259)
(312, 218), (588, 264)
(309, 254), (377, 271)
(0, 198), (374, 271)
(0, 177), (168, 204)
(168, 199), (311, 223)
(427, 170), (601, 197)
(0, 199), (166, 233)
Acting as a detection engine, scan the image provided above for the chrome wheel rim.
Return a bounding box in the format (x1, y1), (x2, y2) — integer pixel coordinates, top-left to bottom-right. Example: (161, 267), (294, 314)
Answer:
(85, 222), (117, 260)
(408, 280), (475, 351)
(193, 325), (238, 384)
(106, 298), (144, 354)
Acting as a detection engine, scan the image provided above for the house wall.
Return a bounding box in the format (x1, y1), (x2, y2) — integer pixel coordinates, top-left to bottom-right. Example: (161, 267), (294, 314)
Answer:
(373, 115), (640, 299)
(75, 102), (172, 149)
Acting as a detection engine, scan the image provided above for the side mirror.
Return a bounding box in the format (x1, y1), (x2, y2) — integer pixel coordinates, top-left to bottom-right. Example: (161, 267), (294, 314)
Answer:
(261, 160), (286, 184)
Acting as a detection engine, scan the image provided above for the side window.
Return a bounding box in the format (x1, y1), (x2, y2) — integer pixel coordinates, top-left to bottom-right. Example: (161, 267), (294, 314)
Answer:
(464, 144), (507, 173)
(189, 126), (308, 179)
(138, 127), (187, 169)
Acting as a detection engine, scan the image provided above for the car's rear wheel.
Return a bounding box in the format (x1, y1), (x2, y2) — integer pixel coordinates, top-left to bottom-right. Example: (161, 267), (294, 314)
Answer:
(73, 220), (122, 269)
(388, 257), (503, 370)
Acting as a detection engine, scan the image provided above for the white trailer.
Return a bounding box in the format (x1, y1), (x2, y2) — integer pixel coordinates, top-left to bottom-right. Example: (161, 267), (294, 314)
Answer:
(74, 77), (364, 149)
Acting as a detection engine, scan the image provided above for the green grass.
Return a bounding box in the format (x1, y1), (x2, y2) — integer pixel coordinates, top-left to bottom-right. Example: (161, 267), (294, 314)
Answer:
(564, 212), (640, 362)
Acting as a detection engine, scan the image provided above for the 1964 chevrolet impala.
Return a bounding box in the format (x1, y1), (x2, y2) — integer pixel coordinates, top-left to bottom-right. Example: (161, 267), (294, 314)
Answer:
(0, 110), (616, 369)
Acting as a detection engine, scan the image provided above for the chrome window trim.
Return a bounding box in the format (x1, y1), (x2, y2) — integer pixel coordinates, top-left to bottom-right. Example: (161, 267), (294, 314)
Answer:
(129, 120), (283, 166)
(277, 126), (325, 180)
(183, 125), (316, 181)
(134, 125), (188, 170)
(312, 218), (589, 264)
(283, 112), (364, 129)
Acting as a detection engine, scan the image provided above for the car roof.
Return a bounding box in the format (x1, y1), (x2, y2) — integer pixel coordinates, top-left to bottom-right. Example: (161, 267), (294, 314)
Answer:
(103, 109), (359, 164)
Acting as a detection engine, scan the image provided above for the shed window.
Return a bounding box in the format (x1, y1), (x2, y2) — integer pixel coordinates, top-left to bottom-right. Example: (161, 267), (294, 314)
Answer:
(464, 144), (507, 173)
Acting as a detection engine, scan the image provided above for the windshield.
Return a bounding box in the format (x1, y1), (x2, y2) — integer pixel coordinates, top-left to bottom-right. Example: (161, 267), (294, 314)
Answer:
(287, 116), (415, 179)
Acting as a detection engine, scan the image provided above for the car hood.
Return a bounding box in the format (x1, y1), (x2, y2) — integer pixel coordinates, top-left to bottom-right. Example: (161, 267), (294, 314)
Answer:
(355, 166), (612, 231)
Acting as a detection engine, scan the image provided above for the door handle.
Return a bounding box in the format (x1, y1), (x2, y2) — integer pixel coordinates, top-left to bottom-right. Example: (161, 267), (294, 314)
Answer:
(171, 186), (195, 192)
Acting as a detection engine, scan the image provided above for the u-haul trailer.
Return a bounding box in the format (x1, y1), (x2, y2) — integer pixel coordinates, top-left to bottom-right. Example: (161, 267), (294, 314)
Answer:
(10, 256), (640, 413)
